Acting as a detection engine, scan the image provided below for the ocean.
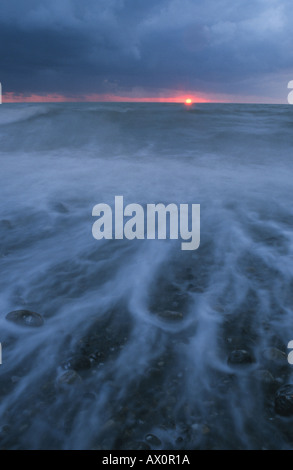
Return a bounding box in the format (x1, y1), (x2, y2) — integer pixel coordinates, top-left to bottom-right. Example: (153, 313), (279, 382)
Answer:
(0, 102), (293, 449)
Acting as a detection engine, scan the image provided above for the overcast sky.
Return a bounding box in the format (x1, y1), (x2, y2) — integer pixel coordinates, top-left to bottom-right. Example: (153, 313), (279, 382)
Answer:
(1, 0), (292, 102)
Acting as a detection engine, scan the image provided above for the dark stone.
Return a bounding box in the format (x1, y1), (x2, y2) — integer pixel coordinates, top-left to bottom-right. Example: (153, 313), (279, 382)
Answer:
(176, 436), (184, 445)
(262, 348), (287, 364)
(145, 433), (162, 447)
(228, 349), (254, 365)
(63, 354), (91, 371)
(0, 424), (10, 436)
(275, 384), (293, 416)
(136, 442), (151, 450)
(5, 310), (44, 327)
(57, 370), (82, 386)
(252, 369), (276, 385)
(0, 220), (12, 230)
(52, 202), (69, 214)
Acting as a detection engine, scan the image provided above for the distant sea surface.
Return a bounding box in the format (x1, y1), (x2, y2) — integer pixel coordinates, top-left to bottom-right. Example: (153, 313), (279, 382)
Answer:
(0, 103), (293, 449)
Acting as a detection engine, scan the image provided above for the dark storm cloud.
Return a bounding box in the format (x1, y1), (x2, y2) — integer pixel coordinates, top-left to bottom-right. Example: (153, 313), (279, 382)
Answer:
(0, 0), (292, 99)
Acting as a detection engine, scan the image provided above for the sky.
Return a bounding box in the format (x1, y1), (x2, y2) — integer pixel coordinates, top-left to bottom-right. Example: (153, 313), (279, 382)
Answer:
(0, 0), (292, 103)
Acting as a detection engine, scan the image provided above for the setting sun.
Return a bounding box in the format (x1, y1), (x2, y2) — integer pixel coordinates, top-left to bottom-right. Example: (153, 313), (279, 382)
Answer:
(185, 98), (192, 105)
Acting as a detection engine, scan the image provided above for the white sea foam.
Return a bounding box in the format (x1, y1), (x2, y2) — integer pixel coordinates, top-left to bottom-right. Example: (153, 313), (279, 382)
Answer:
(0, 103), (292, 449)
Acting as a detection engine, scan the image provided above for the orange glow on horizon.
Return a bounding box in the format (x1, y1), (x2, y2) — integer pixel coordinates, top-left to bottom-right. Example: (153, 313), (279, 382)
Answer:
(2, 92), (210, 104)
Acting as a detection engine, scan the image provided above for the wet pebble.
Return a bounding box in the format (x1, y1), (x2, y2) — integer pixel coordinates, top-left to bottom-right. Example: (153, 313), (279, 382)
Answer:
(262, 348), (287, 364)
(63, 354), (91, 371)
(5, 310), (44, 327)
(51, 202), (69, 214)
(11, 376), (21, 384)
(0, 424), (10, 436)
(101, 419), (117, 433)
(252, 369), (276, 385)
(275, 384), (293, 416)
(57, 370), (82, 386)
(0, 220), (12, 230)
(145, 433), (162, 447)
(202, 425), (210, 435)
(19, 424), (30, 433)
(228, 349), (254, 365)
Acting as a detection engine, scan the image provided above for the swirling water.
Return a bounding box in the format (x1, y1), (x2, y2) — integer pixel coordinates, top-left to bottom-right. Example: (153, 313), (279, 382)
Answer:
(0, 102), (293, 449)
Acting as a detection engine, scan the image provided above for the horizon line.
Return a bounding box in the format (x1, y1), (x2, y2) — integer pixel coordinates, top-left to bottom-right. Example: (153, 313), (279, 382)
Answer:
(0, 91), (284, 105)
(1, 100), (285, 105)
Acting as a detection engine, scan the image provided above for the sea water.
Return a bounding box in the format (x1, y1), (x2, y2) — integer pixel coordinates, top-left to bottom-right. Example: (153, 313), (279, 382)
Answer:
(0, 102), (293, 449)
